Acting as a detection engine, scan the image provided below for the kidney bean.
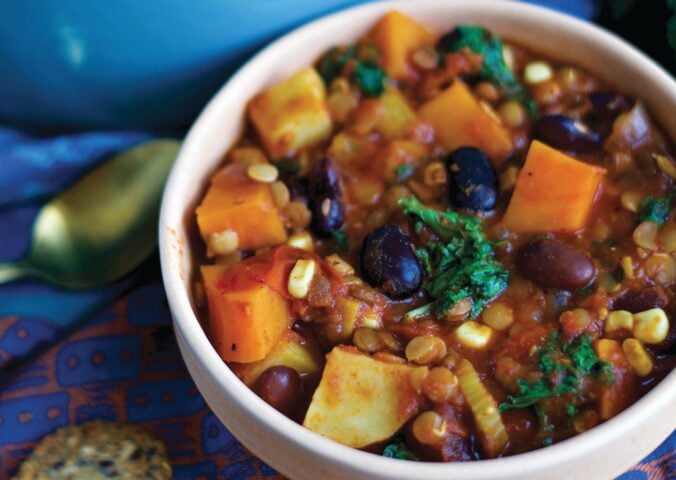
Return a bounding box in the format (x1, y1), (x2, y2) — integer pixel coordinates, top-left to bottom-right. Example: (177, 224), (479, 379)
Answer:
(446, 147), (498, 211)
(589, 92), (632, 122)
(516, 238), (595, 290)
(308, 156), (345, 237)
(361, 224), (423, 299)
(611, 286), (669, 313)
(533, 114), (601, 152)
(253, 366), (303, 416)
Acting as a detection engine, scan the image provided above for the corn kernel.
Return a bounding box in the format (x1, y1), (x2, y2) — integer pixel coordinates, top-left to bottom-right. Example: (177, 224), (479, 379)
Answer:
(499, 166), (519, 192)
(620, 191), (642, 213)
(207, 229), (239, 256)
(247, 163), (279, 183)
(620, 256), (634, 279)
(288, 259), (316, 299)
(633, 308), (669, 344)
(622, 338), (654, 376)
(633, 221), (659, 250)
(270, 180), (290, 208)
(605, 310), (634, 333)
(229, 146), (268, 166)
(524, 61), (553, 84)
(287, 231), (314, 251)
(454, 321), (494, 349)
(361, 310), (382, 330)
(654, 153), (676, 179)
(325, 253), (355, 276)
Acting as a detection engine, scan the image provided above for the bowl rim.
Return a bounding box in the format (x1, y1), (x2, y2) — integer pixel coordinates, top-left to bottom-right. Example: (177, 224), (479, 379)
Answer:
(160, 1), (676, 478)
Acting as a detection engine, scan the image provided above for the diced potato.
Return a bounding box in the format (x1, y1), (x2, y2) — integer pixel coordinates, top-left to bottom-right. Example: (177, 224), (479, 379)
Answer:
(230, 331), (322, 386)
(632, 308), (669, 344)
(303, 346), (426, 448)
(455, 359), (508, 457)
(368, 10), (435, 80)
(418, 80), (514, 164)
(248, 67), (332, 157)
(454, 321), (494, 349)
(373, 140), (429, 183)
(594, 338), (637, 420)
(328, 131), (377, 169)
(196, 164), (287, 251)
(376, 88), (419, 138)
(622, 338), (654, 377)
(605, 310), (634, 334)
(503, 140), (606, 233)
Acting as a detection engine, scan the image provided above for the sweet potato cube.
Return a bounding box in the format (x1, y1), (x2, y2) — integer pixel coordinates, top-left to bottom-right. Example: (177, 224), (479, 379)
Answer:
(368, 10), (435, 80)
(201, 254), (294, 363)
(373, 140), (429, 182)
(248, 67), (332, 157)
(231, 331), (322, 386)
(417, 79), (513, 164)
(594, 339), (638, 420)
(196, 164), (287, 251)
(503, 141), (606, 233)
(303, 346), (426, 448)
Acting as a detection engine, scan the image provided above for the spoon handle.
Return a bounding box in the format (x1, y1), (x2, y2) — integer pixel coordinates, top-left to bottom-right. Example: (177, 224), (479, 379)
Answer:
(0, 261), (29, 285)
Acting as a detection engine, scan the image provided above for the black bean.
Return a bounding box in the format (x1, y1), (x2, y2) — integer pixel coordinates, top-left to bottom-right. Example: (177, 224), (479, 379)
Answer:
(517, 238), (595, 290)
(611, 286), (669, 313)
(533, 114), (601, 152)
(589, 92), (632, 122)
(253, 366), (303, 416)
(308, 156), (345, 237)
(361, 224), (423, 299)
(446, 147), (498, 211)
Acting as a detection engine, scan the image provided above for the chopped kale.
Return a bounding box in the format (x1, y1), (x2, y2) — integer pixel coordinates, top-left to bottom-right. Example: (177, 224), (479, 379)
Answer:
(332, 230), (349, 253)
(437, 25), (537, 116)
(399, 196), (509, 319)
(382, 437), (419, 461)
(499, 333), (615, 412)
(394, 164), (415, 182)
(317, 46), (356, 85)
(637, 194), (673, 226)
(354, 60), (386, 97)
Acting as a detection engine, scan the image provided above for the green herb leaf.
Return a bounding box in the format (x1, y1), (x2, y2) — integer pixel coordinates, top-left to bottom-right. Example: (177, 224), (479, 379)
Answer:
(354, 60), (386, 97)
(637, 194), (673, 226)
(499, 333), (615, 412)
(438, 25), (537, 116)
(382, 437), (419, 460)
(399, 196), (509, 319)
(395, 164), (415, 182)
(274, 159), (300, 175)
(317, 46), (356, 85)
(332, 230), (349, 253)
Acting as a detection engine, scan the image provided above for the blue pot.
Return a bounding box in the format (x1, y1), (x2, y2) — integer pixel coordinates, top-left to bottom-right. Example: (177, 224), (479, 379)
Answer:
(0, 0), (371, 130)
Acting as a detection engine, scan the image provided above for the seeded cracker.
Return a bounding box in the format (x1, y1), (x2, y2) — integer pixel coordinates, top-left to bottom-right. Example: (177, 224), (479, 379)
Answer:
(15, 420), (172, 480)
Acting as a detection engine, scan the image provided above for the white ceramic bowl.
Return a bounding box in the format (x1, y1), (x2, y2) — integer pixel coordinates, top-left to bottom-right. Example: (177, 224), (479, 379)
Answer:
(159, 1), (676, 479)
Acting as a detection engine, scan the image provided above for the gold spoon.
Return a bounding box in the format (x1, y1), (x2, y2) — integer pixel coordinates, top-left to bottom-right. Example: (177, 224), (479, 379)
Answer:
(0, 139), (180, 289)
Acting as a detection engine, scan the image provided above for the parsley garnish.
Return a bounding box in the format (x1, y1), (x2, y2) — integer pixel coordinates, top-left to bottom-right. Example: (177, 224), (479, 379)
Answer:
(332, 230), (349, 253)
(637, 194), (673, 226)
(399, 196), (509, 319)
(394, 164), (415, 182)
(353, 60), (386, 97)
(437, 25), (537, 116)
(382, 437), (419, 460)
(499, 333), (615, 412)
(316, 46), (386, 97)
(317, 46), (356, 85)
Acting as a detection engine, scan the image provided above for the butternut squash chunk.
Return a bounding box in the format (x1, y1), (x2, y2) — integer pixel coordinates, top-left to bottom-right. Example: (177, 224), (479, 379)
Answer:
(373, 140), (429, 183)
(230, 331), (322, 386)
(503, 141), (606, 233)
(196, 164), (287, 251)
(368, 10), (435, 81)
(594, 339), (638, 420)
(201, 248), (298, 363)
(417, 79), (513, 164)
(248, 67), (332, 157)
(303, 346), (426, 448)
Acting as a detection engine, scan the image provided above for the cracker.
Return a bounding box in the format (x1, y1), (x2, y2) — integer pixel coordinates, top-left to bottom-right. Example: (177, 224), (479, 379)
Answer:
(15, 420), (172, 480)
